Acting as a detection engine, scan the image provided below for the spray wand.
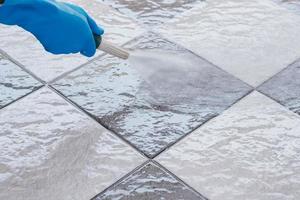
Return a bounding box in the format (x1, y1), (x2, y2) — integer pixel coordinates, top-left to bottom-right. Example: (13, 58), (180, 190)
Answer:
(94, 34), (130, 60)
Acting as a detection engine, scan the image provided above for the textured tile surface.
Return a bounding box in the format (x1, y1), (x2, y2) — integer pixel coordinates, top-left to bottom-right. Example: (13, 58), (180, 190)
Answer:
(0, 88), (145, 200)
(259, 59), (300, 115)
(0, 0), (143, 82)
(53, 33), (252, 158)
(157, 91), (300, 200)
(99, 0), (201, 26)
(94, 162), (206, 200)
(159, 0), (300, 86)
(0, 54), (41, 109)
(272, 0), (300, 12)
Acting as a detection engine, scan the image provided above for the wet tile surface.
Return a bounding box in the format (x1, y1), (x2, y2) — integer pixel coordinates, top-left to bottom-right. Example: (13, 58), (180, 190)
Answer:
(159, 0), (300, 86)
(157, 91), (300, 200)
(98, 0), (201, 26)
(0, 54), (41, 109)
(94, 162), (206, 200)
(259, 59), (300, 115)
(0, 88), (145, 200)
(53, 33), (252, 158)
(0, 0), (143, 82)
(272, 0), (300, 12)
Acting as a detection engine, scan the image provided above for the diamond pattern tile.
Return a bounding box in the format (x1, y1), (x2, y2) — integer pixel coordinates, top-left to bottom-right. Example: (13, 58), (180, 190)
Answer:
(0, 87), (145, 200)
(259, 59), (300, 115)
(98, 0), (201, 26)
(53, 33), (252, 158)
(0, 53), (41, 109)
(159, 0), (300, 86)
(93, 162), (206, 200)
(157, 91), (300, 200)
(0, 0), (143, 82)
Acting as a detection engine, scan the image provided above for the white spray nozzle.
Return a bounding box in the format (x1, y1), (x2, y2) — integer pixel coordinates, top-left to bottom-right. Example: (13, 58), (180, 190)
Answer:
(94, 35), (129, 60)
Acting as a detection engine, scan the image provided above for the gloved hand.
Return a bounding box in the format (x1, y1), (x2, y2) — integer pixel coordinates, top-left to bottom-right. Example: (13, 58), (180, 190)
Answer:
(0, 0), (104, 57)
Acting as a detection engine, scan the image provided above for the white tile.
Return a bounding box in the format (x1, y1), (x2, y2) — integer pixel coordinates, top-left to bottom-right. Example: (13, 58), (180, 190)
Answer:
(159, 0), (300, 86)
(157, 91), (300, 200)
(0, 87), (145, 200)
(0, 0), (143, 82)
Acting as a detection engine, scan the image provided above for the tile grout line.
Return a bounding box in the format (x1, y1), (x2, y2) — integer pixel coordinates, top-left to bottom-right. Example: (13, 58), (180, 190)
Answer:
(90, 160), (150, 200)
(0, 48), (46, 84)
(152, 160), (210, 200)
(152, 31), (255, 89)
(255, 90), (300, 119)
(91, 160), (210, 200)
(48, 53), (105, 84)
(152, 88), (255, 158)
(47, 85), (149, 160)
(254, 56), (300, 90)
(48, 29), (148, 84)
(0, 85), (44, 112)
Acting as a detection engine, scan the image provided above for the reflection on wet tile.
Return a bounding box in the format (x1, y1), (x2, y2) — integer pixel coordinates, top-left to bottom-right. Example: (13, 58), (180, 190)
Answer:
(160, 0), (300, 86)
(0, 88), (145, 200)
(53, 33), (252, 158)
(94, 162), (206, 200)
(272, 0), (300, 12)
(98, 0), (201, 26)
(0, 54), (41, 109)
(157, 92), (300, 200)
(259, 59), (300, 115)
(0, 0), (143, 82)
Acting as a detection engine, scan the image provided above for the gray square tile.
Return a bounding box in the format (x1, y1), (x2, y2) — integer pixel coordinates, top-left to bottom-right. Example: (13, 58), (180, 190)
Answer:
(259, 59), (300, 115)
(0, 54), (41, 109)
(0, 88), (145, 200)
(93, 162), (206, 200)
(98, 0), (202, 26)
(53, 33), (252, 158)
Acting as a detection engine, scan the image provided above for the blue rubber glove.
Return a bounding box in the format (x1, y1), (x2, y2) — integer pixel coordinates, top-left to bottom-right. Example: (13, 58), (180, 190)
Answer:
(0, 0), (104, 57)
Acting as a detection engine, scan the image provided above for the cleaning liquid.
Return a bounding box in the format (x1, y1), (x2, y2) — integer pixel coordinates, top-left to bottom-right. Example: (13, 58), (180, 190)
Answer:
(129, 49), (199, 84)
(128, 49), (204, 103)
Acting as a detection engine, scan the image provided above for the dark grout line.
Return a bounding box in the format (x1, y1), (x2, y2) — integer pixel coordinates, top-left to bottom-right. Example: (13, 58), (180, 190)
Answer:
(91, 160), (210, 200)
(153, 31), (255, 89)
(0, 48), (46, 84)
(48, 53), (105, 84)
(255, 56), (300, 90)
(153, 87), (254, 159)
(0, 85), (44, 112)
(152, 160), (210, 200)
(48, 29), (149, 84)
(255, 90), (300, 118)
(48, 85), (148, 160)
(90, 160), (150, 200)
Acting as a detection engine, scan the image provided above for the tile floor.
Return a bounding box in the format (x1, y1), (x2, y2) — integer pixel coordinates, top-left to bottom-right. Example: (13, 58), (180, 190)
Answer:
(1, 0), (300, 199)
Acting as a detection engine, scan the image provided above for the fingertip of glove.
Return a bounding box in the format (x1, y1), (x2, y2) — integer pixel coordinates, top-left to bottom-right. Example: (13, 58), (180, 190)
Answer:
(80, 49), (96, 57)
(98, 27), (104, 35)
(92, 23), (104, 36)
